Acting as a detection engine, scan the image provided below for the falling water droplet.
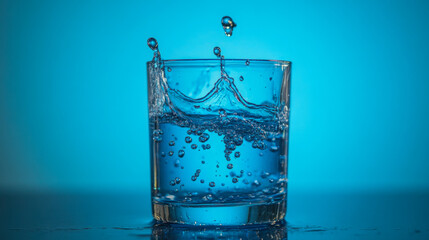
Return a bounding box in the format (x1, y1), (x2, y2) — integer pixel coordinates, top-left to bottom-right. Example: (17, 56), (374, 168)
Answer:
(221, 16), (237, 37)
(175, 177), (181, 184)
(147, 37), (158, 50)
(213, 47), (221, 57)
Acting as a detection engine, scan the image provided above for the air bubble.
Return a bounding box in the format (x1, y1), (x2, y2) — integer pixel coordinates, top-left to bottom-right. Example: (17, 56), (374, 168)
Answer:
(174, 160), (180, 167)
(234, 152), (240, 158)
(178, 150), (185, 158)
(200, 179), (205, 183)
(168, 151), (174, 156)
(185, 136), (192, 143)
(209, 182), (215, 187)
(169, 180), (175, 186)
(245, 59), (250, 66)
(191, 144), (197, 149)
(270, 145), (279, 152)
(161, 152), (165, 157)
(252, 180), (261, 187)
(191, 176), (197, 181)
(167, 67), (172, 72)
(169, 141), (175, 146)
(198, 133), (210, 142)
(227, 163), (233, 169)
(219, 109), (227, 117)
(269, 179), (275, 183)
(232, 178), (238, 183)
(152, 129), (163, 141)
(175, 177), (181, 184)
(239, 76), (244, 81)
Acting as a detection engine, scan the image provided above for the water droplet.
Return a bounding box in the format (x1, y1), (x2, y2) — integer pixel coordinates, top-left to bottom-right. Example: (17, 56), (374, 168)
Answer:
(200, 179), (205, 183)
(168, 151), (174, 156)
(209, 182), (215, 187)
(232, 178), (238, 183)
(175, 177), (181, 184)
(247, 172), (252, 176)
(169, 141), (175, 146)
(174, 159), (180, 167)
(213, 47), (221, 57)
(221, 16), (237, 37)
(234, 152), (240, 158)
(178, 150), (185, 158)
(227, 163), (233, 169)
(152, 129), (163, 141)
(191, 176), (197, 181)
(259, 152), (264, 156)
(239, 76), (244, 81)
(147, 37), (158, 50)
(191, 144), (197, 149)
(206, 194), (213, 201)
(185, 136), (192, 143)
(245, 59), (250, 66)
(269, 77), (272, 81)
(169, 180), (175, 186)
(161, 152), (166, 157)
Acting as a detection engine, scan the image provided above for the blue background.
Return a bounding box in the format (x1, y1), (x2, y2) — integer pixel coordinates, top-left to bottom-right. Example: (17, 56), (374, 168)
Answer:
(1, 0), (428, 193)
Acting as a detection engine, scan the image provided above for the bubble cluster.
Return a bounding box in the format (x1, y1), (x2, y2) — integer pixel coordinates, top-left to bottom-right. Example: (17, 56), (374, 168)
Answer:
(152, 129), (163, 141)
(147, 37), (158, 50)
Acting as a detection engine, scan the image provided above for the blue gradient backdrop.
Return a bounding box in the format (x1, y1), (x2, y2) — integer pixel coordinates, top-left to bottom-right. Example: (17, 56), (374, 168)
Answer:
(1, 0), (428, 193)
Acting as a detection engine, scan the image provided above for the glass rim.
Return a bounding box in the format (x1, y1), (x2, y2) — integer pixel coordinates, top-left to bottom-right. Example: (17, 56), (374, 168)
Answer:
(146, 58), (291, 66)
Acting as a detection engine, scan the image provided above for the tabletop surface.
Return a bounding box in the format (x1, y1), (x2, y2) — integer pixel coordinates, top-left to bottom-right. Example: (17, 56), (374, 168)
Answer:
(1, 190), (428, 239)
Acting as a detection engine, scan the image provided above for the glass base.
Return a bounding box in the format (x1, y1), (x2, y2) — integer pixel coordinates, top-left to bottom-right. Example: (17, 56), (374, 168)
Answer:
(152, 200), (286, 226)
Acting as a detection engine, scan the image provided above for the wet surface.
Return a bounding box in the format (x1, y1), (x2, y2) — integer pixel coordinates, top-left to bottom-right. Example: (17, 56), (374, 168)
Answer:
(1, 191), (428, 239)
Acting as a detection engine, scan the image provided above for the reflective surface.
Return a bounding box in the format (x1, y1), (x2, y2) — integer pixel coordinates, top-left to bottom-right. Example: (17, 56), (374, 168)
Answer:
(1, 191), (428, 239)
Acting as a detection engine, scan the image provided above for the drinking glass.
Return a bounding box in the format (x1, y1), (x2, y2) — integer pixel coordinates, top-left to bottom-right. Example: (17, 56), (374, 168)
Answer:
(147, 59), (291, 225)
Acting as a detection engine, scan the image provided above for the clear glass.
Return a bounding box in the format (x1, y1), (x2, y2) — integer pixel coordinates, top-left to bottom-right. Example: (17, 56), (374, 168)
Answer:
(147, 59), (291, 225)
